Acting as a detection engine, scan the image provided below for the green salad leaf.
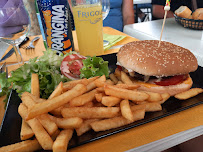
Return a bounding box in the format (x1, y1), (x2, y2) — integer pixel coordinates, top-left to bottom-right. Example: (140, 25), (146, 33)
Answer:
(0, 72), (11, 108)
(80, 56), (109, 79)
(8, 50), (70, 99)
(0, 50), (70, 107)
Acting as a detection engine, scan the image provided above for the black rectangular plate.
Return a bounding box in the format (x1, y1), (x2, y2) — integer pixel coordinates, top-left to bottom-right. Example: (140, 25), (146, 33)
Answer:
(0, 53), (203, 150)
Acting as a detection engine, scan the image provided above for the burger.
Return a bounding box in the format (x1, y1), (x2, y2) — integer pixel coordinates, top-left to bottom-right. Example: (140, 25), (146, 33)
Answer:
(116, 40), (198, 96)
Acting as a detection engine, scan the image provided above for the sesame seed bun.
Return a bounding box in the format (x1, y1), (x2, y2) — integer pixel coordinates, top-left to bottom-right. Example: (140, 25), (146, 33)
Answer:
(117, 40), (198, 77)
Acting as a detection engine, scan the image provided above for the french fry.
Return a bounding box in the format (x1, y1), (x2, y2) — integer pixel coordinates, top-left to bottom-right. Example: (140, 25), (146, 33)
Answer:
(21, 92), (36, 109)
(63, 103), (72, 108)
(91, 109), (145, 132)
(21, 92), (58, 135)
(63, 78), (88, 92)
(61, 107), (120, 119)
(117, 81), (123, 84)
(120, 71), (133, 85)
(0, 139), (41, 152)
(75, 119), (98, 136)
(18, 104), (53, 150)
(31, 73), (40, 98)
(114, 68), (121, 80)
(53, 129), (73, 152)
(144, 102), (162, 112)
(106, 79), (115, 85)
(94, 75), (106, 87)
(20, 120), (34, 140)
(63, 102), (94, 108)
(144, 91), (162, 102)
(69, 89), (97, 107)
(27, 93), (46, 103)
(86, 77), (99, 92)
(160, 93), (170, 104)
(37, 114), (58, 135)
(95, 93), (105, 102)
(131, 103), (162, 112)
(26, 84), (87, 120)
(120, 100), (133, 121)
(133, 101), (149, 105)
(87, 76), (99, 83)
(48, 115), (83, 129)
(20, 93), (35, 142)
(104, 85), (149, 102)
(109, 73), (118, 84)
(96, 87), (104, 92)
(82, 101), (94, 107)
(86, 81), (97, 92)
(115, 84), (140, 90)
(48, 82), (63, 99)
(101, 96), (121, 107)
(51, 129), (60, 141)
(174, 88), (203, 100)
(50, 106), (63, 116)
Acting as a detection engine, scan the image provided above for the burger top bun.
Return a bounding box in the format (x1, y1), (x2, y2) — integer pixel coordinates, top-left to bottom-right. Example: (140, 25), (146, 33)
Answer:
(175, 6), (192, 18)
(117, 40), (198, 77)
(192, 8), (203, 20)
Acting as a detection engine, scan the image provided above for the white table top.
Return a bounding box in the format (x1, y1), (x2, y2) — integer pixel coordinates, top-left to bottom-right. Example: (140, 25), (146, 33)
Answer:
(123, 18), (203, 67)
(133, 0), (152, 4)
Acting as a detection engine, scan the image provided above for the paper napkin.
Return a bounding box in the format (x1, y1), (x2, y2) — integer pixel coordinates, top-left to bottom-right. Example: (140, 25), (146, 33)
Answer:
(103, 33), (126, 51)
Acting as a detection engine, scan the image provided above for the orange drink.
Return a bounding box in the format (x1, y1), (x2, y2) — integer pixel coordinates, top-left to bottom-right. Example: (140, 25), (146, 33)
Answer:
(72, 2), (103, 56)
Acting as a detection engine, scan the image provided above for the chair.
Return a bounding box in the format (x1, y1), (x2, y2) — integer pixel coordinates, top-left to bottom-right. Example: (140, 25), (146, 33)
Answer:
(134, 3), (152, 22)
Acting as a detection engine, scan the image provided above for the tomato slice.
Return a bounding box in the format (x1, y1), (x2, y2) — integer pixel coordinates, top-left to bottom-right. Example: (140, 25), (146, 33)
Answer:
(117, 65), (123, 71)
(60, 54), (86, 80)
(154, 75), (187, 86)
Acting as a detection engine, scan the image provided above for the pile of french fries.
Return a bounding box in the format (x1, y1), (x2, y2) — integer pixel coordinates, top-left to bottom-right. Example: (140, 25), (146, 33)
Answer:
(1, 69), (203, 152)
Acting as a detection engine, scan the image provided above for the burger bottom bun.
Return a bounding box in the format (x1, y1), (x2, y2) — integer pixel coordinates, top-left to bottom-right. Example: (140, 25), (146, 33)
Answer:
(137, 76), (193, 96)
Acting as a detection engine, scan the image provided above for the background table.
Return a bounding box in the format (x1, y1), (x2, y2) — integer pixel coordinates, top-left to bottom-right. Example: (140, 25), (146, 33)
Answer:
(133, 0), (152, 4)
(123, 18), (203, 67)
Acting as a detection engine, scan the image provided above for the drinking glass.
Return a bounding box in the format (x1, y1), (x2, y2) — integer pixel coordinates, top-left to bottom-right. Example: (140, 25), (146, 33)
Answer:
(102, 0), (110, 46)
(71, 0), (103, 56)
(0, 2), (30, 65)
(102, 0), (110, 20)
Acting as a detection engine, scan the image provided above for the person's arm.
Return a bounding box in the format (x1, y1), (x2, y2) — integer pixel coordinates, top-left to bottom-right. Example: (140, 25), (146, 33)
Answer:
(152, 5), (174, 19)
(122, 0), (135, 25)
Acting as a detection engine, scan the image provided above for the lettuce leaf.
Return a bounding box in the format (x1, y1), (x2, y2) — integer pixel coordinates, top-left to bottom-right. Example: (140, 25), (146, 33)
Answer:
(8, 50), (69, 99)
(0, 72), (11, 107)
(80, 56), (109, 79)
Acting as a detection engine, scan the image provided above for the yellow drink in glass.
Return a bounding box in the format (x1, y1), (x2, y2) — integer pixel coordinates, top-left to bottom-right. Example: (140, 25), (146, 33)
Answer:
(72, 4), (103, 56)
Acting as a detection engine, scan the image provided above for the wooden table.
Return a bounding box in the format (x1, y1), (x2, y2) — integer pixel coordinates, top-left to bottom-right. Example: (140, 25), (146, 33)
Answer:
(0, 27), (203, 152)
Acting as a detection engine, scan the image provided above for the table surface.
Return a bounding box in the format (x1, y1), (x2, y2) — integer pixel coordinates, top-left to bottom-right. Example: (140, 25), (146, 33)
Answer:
(0, 27), (203, 152)
(123, 18), (203, 67)
(133, 0), (152, 4)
